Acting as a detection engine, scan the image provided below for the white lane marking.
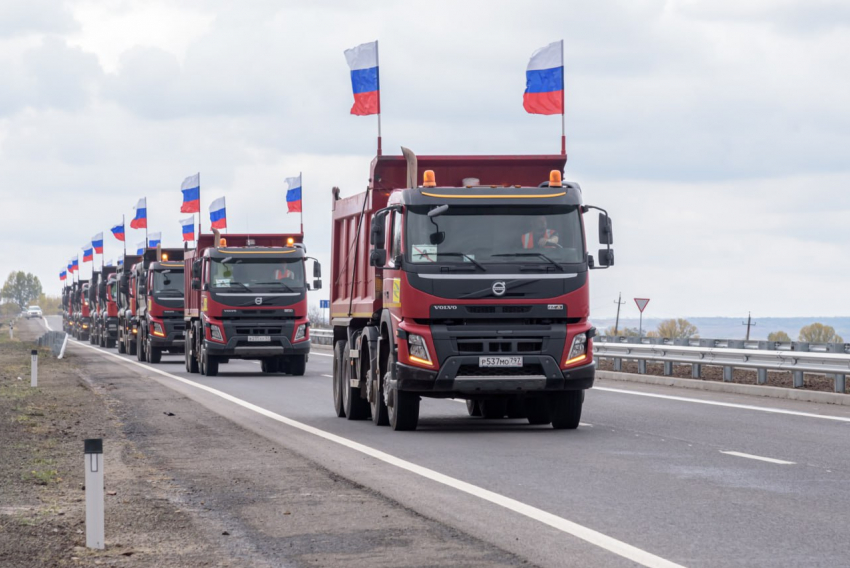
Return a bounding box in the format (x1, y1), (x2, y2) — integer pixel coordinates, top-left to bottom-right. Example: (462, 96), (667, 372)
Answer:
(311, 351), (333, 358)
(322, 374), (333, 378)
(595, 387), (850, 423)
(720, 451), (796, 465)
(69, 339), (682, 568)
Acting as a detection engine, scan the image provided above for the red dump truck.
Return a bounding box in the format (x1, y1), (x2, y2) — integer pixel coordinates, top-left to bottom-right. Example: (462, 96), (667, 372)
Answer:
(183, 231), (321, 376)
(330, 150), (614, 430)
(135, 247), (188, 364)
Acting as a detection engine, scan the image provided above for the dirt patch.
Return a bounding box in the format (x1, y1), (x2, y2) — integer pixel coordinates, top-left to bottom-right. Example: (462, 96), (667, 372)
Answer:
(596, 358), (843, 393)
(2, 318), (530, 567)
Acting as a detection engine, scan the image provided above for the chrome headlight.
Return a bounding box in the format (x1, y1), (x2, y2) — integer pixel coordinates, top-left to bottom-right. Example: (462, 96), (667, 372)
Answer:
(209, 324), (223, 341)
(407, 333), (431, 364)
(294, 324), (307, 342)
(152, 322), (165, 336)
(565, 333), (587, 365)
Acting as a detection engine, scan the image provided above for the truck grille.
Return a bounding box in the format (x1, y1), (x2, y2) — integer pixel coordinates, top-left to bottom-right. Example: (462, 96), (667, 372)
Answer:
(457, 364), (545, 377)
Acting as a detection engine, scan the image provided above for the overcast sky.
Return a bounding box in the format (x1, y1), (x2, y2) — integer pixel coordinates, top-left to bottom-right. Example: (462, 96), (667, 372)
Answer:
(0, 0), (847, 320)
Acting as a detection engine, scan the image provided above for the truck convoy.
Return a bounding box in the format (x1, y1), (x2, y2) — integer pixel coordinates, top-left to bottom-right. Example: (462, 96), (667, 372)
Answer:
(92, 267), (119, 348)
(183, 231), (321, 377)
(330, 150), (614, 431)
(74, 280), (92, 342)
(134, 247), (188, 363)
(116, 254), (142, 355)
(87, 270), (101, 345)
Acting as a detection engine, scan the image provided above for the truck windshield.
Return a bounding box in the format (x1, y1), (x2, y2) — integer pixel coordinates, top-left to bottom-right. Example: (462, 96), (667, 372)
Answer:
(153, 271), (185, 296)
(211, 259), (304, 291)
(406, 205), (584, 266)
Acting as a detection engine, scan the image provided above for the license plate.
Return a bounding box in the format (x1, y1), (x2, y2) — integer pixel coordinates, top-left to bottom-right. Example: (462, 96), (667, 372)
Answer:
(479, 356), (522, 367)
(247, 336), (271, 342)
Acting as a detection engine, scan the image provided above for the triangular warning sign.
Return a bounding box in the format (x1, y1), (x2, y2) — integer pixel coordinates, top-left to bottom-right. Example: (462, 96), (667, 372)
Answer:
(634, 298), (650, 313)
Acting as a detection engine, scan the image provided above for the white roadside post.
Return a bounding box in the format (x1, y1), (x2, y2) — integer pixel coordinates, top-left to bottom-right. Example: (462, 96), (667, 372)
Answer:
(9, 321), (13, 339)
(84, 439), (105, 549)
(30, 350), (37, 387)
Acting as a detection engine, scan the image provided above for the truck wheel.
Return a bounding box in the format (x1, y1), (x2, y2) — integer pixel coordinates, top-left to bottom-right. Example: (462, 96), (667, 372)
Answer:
(128, 333), (137, 356)
(388, 390), (420, 431)
(506, 397), (526, 419)
(106, 338), (115, 349)
(333, 340), (346, 417)
(342, 347), (369, 420)
(118, 331), (126, 353)
(466, 400), (482, 417)
(550, 391), (583, 430)
(137, 333), (146, 362)
(200, 344), (219, 376)
(148, 346), (162, 364)
(480, 399), (508, 419)
(261, 358), (280, 373)
(288, 355), (306, 376)
(525, 397), (552, 425)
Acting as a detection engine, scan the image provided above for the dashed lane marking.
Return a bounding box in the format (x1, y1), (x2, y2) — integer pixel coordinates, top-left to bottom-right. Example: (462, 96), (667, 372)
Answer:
(720, 451), (795, 465)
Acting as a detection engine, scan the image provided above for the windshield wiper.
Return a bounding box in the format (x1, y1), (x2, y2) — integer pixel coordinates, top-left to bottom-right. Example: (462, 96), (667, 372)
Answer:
(156, 289), (183, 296)
(226, 281), (252, 292)
(254, 281), (296, 293)
(492, 252), (564, 271)
(436, 252), (487, 271)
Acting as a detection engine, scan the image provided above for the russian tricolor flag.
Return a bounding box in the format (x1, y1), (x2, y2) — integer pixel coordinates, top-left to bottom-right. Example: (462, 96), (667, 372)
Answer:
(131, 198), (147, 229)
(70, 257), (79, 273)
(209, 197), (227, 230)
(181, 173), (200, 213)
(82, 244), (94, 263)
(92, 233), (104, 254)
(285, 174), (302, 213)
(345, 41), (380, 116)
(60, 270), (67, 281)
(180, 216), (195, 242)
(111, 223), (125, 242)
(136, 241), (146, 255)
(523, 41), (564, 115)
(148, 232), (161, 248)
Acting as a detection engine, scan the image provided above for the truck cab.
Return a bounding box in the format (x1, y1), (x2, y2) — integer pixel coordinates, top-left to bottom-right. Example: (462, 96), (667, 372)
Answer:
(137, 248), (188, 363)
(331, 152), (614, 431)
(116, 254), (143, 355)
(78, 281), (92, 341)
(184, 232), (321, 377)
(94, 266), (118, 348)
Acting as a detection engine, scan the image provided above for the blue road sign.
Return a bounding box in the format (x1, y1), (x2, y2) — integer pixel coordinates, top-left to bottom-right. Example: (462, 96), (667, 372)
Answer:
(320, 299), (329, 309)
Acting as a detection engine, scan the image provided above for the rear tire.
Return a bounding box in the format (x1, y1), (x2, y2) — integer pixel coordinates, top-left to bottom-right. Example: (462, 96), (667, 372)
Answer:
(288, 354), (306, 376)
(342, 346), (369, 420)
(525, 397), (552, 425)
(466, 400), (482, 417)
(550, 391), (584, 430)
(480, 399), (508, 419)
(332, 340), (346, 418)
(261, 358), (280, 373)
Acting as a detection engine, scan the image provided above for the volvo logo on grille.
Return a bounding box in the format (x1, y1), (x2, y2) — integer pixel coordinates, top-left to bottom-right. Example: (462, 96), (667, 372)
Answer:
(492, 281), (506, 296)
(254, 297), (263, 305)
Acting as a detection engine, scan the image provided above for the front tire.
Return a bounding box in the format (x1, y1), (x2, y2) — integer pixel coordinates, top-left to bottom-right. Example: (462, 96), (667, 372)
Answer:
(137, 332), (146, 362)
(466, 400), (482, 417)
(480, 399), (508, 419)
(525, 397), (552, 425)
(386, 348), (419, 431)
(117, 330), (126, 353)
(550, 391), (584, 430)
(288, 354), (306, 376)
(148, 345), (162, 364)
(261, 358), (280, 373)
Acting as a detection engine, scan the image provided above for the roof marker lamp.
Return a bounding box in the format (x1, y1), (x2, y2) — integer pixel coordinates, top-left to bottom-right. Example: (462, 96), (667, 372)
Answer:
(564, 333), (588, 366)
(549, 170), (562, 187)
(407, 333), (433, 366)
(287, 237), (295, 246)
(422, 170), (436, 188)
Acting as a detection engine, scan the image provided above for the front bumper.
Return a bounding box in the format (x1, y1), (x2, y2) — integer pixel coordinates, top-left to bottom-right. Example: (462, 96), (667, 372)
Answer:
(105, 317), (119, 339)
(149, 319), (186, 350)
(395, 355), (595, 395)
(205, 337), (311, 359)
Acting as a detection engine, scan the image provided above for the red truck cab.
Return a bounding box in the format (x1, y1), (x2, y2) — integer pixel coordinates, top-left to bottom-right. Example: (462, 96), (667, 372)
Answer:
(330, 151), (614, 431)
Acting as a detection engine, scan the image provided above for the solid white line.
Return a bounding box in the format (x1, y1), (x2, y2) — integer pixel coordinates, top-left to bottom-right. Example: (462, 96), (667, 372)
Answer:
(321, 374), (332, 378)
(69, 339), (682, 568)
(311, 351), (333, 358)
(595, 387), (850, 423)
(720, 451), (796, 465)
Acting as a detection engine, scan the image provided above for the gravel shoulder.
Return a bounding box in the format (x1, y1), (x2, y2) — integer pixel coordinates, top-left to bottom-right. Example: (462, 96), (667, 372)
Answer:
(1, 318), (530, 567)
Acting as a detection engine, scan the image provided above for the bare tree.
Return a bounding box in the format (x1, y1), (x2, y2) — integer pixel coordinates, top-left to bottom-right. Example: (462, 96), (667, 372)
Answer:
(655, 318), (699, 339)
(798, 323), (843, 343)
(604, 325), (639, 337)
(308, 304), (328, 328)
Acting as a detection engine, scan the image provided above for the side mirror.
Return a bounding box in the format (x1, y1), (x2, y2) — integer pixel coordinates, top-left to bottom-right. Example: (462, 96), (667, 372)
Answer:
(192, 260), (202, 278)
(370, 249), (387, 267)
(599, 213), (614, 245)
(370, 213), (387, 248)
(313, 278), (322, 290)
(191, 278), (200, 290)
(588, 254), (595, 269)
(313, 261), (321, 279)
(598, 249), (615, 267)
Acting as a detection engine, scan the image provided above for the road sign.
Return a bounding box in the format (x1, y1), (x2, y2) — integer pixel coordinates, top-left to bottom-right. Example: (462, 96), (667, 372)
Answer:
(634, 298), (650, 313)
(320, 299), (329, 309)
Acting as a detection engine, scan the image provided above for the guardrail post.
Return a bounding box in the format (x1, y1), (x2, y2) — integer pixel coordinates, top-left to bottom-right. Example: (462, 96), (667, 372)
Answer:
(827, 343), (846, 393)
(613, 356), (622, 372)
(638, 359), (647, 374)
(792, 342), (809, 388)
(723, 340), (744, 381)
(757, 341), (770, 384)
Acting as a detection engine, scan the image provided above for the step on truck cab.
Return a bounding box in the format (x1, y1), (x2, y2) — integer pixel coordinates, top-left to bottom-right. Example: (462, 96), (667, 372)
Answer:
(116, 254), (142, 355)
(330, 150), (614, 431)
(184, 230), (322, 377)
(136, 247), (188, 364)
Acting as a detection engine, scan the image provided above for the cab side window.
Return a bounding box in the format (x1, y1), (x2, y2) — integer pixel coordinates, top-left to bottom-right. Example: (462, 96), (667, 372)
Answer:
(389, 211), (403, 267)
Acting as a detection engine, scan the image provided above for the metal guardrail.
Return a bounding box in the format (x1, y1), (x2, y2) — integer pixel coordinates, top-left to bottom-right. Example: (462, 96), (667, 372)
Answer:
(594, 336), (849, 393)
(37, 330), (68, 358)
(311, 328), (333, 346)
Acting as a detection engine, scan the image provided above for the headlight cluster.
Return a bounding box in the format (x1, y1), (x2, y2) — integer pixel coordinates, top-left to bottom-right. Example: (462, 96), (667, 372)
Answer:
(294, 324), (307, 342)
(152, 322), (165, 337)
(209, 324), (223, 342)
(407, 333), (432, 365)
(565, 333), (588, 366)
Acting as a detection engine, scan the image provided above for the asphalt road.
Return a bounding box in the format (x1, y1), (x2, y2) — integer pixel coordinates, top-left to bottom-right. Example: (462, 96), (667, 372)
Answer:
(49, 317), (850, 567)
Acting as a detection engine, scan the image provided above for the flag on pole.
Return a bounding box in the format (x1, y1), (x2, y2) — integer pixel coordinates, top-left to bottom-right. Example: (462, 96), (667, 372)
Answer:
(118, 259), (123, 266)
(110, 222), (125, 241)
(105, 260), (113, 267)
(136, 241), (146, 255)
(92, 233), (104, 254)
(70, 257), (79, 273)
(179, 216), (195, 242)
(60, 270), (67, 281)
(180, 173), (200, 213)
(82, 244), (94, 263)
(285, 175), (302, 213)
(523, 41), (564, 115)
(209, 197), (227, 229)
(345, 41), (380, 115)
(130, 198), (147, 229)
(148, 232), (161, 248)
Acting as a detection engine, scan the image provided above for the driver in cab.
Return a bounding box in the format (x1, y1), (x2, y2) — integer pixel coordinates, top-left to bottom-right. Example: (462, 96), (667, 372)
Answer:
(521, 216), (559, 249)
